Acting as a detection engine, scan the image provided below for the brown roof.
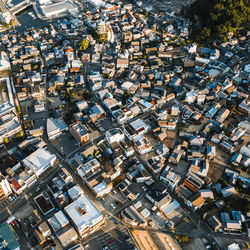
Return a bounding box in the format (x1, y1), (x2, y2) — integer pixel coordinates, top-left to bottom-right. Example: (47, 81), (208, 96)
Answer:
(191, 195), (205, 207)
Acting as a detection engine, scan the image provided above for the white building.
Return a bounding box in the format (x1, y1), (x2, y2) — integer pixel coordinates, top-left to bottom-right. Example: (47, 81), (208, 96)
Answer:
(244, 64), (250, 73)
(86, 0), (104, 8)
(68, 185), (84, 201)
(64, 195), (105, 237)
(22, 148), (57, 177)
(0, 51), (10, 71)
(47, 117), (68, 140)
(185, 90), (197, 103)
(160, 170), (181, 190)
(199, 189), (214, 200)
(77, 158), (101, 178)
(37, 0), (51, 5)
(186, 43), (197, 54)
(0, 176), (12, 199)
(40, 1), (78, 18)
(96, 20), (106, 34)
(76, 100), (88, 111)
(34, 102), (45, 112)
(220, 186), (236, 198)
(0, 117), (22, 144)
(106, 128), (124, 144)
(240, 145), (250, 157)
(210, 49), (220, 60)
(0, 101), (22, 144)
(0, 12), (12, 24)
(48, 210), (69, 232)
(91, 180), (112, 198)
(121, 81), (133, 91)
(133, 135), (153, 155)
(130, 119), (151, 135)
(95, 20), (114, 43)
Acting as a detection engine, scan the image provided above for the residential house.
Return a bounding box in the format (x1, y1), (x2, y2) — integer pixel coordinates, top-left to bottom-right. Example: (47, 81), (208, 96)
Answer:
(71, 123), (89, 144)
(207, 215), (222, 232)
(220, 186), (236, 197)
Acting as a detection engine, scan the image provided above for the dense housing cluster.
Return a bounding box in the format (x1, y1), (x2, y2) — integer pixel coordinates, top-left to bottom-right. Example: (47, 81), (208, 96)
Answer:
(0, 0), (249, 249)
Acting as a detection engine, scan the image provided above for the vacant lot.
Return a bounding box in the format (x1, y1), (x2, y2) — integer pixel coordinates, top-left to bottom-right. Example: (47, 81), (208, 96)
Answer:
(132, 230), (158, 250)
(207, 163), (225, 183)
(175, 160), (190, 178)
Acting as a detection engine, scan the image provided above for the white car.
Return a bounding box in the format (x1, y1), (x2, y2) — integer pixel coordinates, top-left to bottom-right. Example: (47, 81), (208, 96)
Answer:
(8, 196), (14, 202)
(111, 203), (116, 209)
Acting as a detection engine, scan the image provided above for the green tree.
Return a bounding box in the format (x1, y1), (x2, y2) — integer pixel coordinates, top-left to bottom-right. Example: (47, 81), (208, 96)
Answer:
(187, 0), (250, 41)
(121, 90), (130, 105)
(9, 19), (15, 26)
(141, 10), (148, 18)
(78, 38), (89, 51)
(16, 106), (21, 115)
(63, 111), (73, 125)
(82, 90), (91, 100)
(12, 65), (21, 73)
(200, 27), (211, 40)
(56, 85), (62, 93)
(15, 130), (25, 138)
(97, 33), (108, 43)
(216, 24), (228, 35)
(32, 63), (39, 70)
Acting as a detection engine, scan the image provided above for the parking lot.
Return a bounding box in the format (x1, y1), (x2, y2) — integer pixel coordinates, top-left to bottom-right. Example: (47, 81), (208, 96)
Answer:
(53, 132), (80, 156)
(83, 224), (134, 250)
(20, 98), (47, 126)
(101, 189), (128, 212)
(10, 219), (31, 250)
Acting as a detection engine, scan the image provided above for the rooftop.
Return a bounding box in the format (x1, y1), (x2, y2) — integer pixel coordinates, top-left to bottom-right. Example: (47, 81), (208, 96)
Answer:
(22, 148), (56, 174)
(40, 1), (78, 16)
(35, 193), (54, 215)
(64, 195), (104, 232)
(72, 123), (88, 136)
(0, 223), (19, 250)
(47, 117), (68, 135)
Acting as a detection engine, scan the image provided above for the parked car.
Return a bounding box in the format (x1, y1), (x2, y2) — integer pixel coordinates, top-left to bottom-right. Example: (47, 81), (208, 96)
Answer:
(111, 203), (116, 209)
